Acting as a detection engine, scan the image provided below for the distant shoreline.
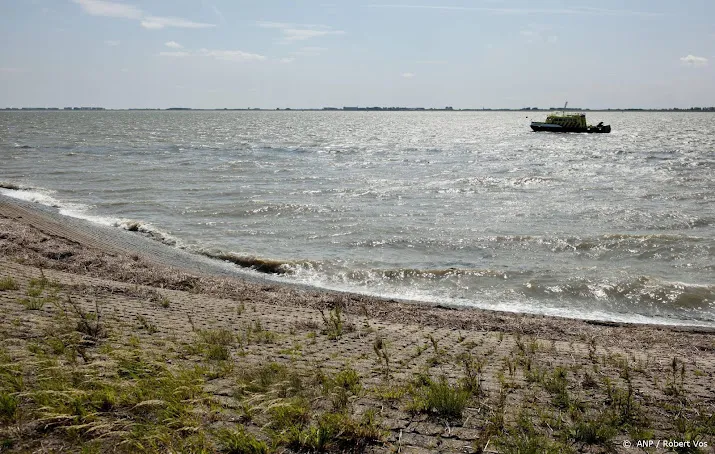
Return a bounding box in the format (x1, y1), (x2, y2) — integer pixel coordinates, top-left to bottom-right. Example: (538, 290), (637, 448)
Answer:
(3, 107), (715, 112)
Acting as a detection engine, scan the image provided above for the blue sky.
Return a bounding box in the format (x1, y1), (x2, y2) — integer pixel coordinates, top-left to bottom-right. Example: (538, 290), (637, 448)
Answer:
(1, 0), (713, 109)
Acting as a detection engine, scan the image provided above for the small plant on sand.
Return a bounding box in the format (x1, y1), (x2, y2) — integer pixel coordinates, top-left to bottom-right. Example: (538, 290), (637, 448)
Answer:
(158, 296), (171, 308)
(664, 357), (686, 397)
(567, 411), (619, 445)
(51, 296), (106, 343)
(0, 392), (18, 422)
(459, 352), (486, 397)
(235, 363), (303, 398)
(543, 366), (570, 409)
(409, 375), (469, 420)
(497, 411), (569, 454)
(0, 277), (18, 291)
(243, 320), (277, 344)
(324, 366), (362, 410)
(198, 328), (234, 361)
(320, 305), (344, 340)
(199, 328), (234, 346)
(216, 427), (270, 454)
(373, 334), (391, 378)
(136, 315), (158, 334)
(281, 411), (385, 452)
(20, 275), (59, 310)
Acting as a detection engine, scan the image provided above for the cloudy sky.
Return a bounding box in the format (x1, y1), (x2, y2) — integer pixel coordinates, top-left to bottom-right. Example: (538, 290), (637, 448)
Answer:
(1, 0), (713, 109)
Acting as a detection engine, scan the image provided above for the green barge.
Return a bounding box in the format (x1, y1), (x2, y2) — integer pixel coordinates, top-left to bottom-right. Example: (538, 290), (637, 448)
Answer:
(530, 112), (611, 133)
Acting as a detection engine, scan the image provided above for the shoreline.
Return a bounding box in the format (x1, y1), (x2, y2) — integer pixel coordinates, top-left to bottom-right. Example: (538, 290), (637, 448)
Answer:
(1, 191), (713, 332)
(1, 195), (715, 452)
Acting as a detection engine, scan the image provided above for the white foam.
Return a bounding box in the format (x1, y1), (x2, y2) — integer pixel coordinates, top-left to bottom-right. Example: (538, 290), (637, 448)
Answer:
(0, 186), (182, 247)
(0, 186), (117, 226)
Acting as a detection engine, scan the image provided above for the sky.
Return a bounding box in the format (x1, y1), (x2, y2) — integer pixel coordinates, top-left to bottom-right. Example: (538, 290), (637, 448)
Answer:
(1, 0), (713, 109)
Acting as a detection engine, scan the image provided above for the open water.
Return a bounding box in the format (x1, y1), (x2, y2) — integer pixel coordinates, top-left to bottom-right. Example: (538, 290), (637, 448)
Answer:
(1, 110), (714, 326)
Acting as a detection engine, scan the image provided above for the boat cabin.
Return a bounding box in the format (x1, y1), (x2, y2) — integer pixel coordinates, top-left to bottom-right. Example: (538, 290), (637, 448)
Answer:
(545, 113), (588, 129)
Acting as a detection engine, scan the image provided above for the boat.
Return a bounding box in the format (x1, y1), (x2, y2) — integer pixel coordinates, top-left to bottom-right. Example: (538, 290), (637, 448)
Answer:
(530, 103), (610, 133)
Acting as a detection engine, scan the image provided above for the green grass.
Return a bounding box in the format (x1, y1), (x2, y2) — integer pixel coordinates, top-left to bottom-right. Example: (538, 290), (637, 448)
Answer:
(281, 411), (384, 453)
(320, 305), (346, 340)
(216, 427), (270, 454)
(409, 376), (469, 420)
(19, 276), (59, 310)
(0, 277), (18, 291)
(0, 392), (18, 422)
(543, 367), (570, 409)
(568, 412), (619, 445)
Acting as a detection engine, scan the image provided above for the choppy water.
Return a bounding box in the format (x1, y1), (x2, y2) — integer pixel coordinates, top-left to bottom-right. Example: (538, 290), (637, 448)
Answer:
(1, 110), (714, 326)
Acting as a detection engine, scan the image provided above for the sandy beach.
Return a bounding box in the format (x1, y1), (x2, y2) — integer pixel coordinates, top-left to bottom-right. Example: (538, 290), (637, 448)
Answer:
(1, 195), (714, 453)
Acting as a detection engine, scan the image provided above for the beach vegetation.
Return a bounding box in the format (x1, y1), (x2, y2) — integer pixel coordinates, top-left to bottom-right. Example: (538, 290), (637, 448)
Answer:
(459, 352), (486, 396)
(320, 304), (345, 340)
(0, 392), (18, 422)
(235, 362), (303, 398)
(497, 411), (571, 454)
(58, 296), (107, 341)
(136, 315), (158, 334)
(280, 411), (385, 453)
(158, 296), (171, 308)
(0, 277), (18, 291)
(19, 275), (59, 310)
(567, 411), (619, 445)
(324, 366), (362, 410)
(373, 333), (391, 378)
(408, 375), (469, 420)
(199, 328), (234, 346)
(196, 328), (234, 361)
(216, 427), (270, 454)
(543, 366), (570, 409)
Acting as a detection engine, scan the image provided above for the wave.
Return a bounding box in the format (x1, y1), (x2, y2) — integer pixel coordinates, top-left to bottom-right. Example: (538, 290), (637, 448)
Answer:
(522, 276), (714, 309)
(113, 219), (181, 247)
(0, 183), (181, 247)
(200, 251), (296, 274)
(0, 182), (23, 191)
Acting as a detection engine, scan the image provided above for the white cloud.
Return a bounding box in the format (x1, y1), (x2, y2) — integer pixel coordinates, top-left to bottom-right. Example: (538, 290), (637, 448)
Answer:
(197, 49), (267, 62)
(257, 21), (345, 43)
(520, 24), (557, 44)
(165, 41), (183, 49)
(364, 4), (660, 17)
(416, 60), (447, 65)
(72, 0), (215, 30)
(141, 16), (215, 30)
(257, 21), (295, 29)
(159, 51), (191, 57)
(279, 47), (326, 63)
(680, 55), (708, 67)
(257, 21), (328, 29)
(159, 48), (266, 62)
(402, 72), (415, 78)
(72, 0), (142, 19)
(0, 68), (25, 73)
(282, 28), (345, 42)
(104, 40), (121, 46)
(293, 47), (326, 56)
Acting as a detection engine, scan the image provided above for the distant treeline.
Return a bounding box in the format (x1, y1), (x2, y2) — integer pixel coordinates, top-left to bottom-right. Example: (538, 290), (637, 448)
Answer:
(3, 106), (715, 112)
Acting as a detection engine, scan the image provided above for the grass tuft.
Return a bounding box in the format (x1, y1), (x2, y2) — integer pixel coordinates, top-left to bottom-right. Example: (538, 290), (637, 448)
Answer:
(409, 376), (469, 420)
(0, 277), (18, 291)
(216, 427), (270, 454)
